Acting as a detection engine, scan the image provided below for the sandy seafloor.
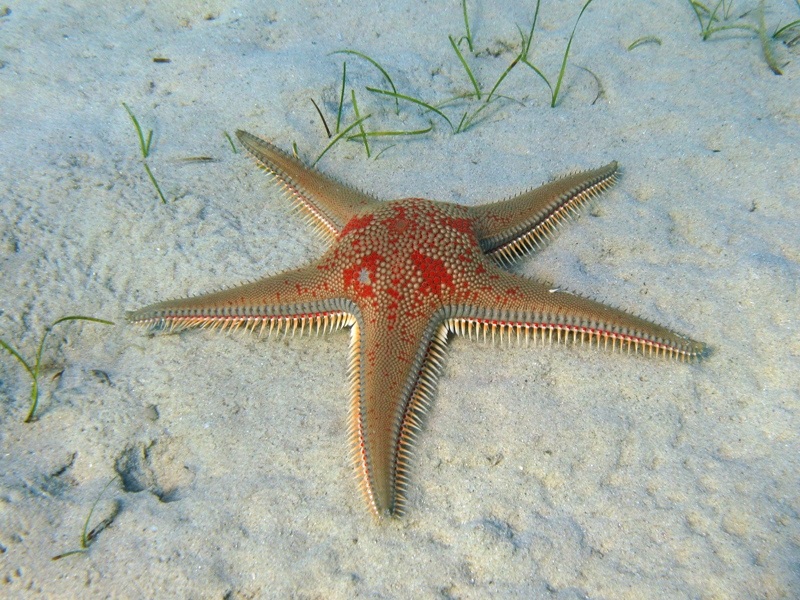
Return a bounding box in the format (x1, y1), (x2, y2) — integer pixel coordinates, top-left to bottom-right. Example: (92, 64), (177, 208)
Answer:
(1, 0), (798, 597)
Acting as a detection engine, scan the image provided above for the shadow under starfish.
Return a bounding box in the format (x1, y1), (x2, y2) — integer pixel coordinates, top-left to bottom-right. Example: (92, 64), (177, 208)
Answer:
(128, 130), (708, 520)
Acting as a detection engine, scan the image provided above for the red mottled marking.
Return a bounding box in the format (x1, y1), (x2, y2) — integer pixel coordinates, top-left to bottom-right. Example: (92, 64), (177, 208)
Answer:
(343, 251), (383, 299)
(382, 206), (412, 235)
(411, 251), (454, 296)
(340, 214), (374, 237)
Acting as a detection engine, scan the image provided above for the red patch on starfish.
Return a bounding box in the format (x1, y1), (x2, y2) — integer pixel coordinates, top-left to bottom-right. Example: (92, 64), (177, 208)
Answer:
(411, 250), (454, 296)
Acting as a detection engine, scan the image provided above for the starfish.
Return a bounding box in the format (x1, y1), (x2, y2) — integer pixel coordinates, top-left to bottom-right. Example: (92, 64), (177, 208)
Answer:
(128, 130), (707, 519)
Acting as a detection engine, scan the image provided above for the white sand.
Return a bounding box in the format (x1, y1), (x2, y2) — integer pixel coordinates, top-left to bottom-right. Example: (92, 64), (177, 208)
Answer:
(1, 0), (798, 597)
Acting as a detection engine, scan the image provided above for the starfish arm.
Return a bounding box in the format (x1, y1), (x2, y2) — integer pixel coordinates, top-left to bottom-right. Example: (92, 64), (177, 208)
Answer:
(349, 311), (450, 519)
(445, 269), (707, 360)
(236, 130), (381, 239)
(127, 261), (355, 337)
(470, 162), (619, 265)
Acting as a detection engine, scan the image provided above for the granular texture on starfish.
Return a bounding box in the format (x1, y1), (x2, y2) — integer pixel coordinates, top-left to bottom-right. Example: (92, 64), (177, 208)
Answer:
(128, 130), (707, 519)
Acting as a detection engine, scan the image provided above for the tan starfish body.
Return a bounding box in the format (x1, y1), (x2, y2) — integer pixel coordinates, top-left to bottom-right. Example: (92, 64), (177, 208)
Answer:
(128, 130), (706, 519)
